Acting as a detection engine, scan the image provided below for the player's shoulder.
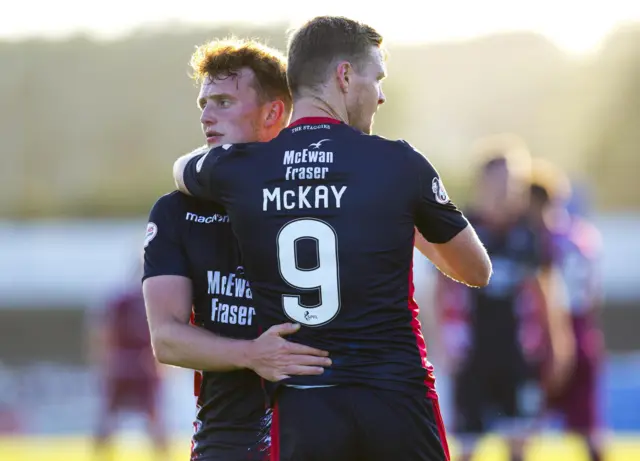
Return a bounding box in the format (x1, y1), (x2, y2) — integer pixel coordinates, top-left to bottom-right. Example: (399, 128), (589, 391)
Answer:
(376, 136), (435, 167)
(207, 141), (257, 161)
(361, 134), (418, 153)
(148, 191), (191, 222)
(152, 189), (225, 214)
(361, 135), (429, 167)
(151, 190), (190, 210)
(193, 142), (263, 177)
(393, 138), (421, 153)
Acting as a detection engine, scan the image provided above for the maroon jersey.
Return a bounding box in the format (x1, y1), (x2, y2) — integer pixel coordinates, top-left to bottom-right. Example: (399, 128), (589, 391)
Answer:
(102, 287), (158, 381)
(545, 217), (603, 430)
(553, 217), (603, 359)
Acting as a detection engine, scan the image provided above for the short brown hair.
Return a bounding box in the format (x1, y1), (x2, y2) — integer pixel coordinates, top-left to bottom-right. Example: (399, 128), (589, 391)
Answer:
(190, 38), (292, 113)
(286, 16), (383, 97)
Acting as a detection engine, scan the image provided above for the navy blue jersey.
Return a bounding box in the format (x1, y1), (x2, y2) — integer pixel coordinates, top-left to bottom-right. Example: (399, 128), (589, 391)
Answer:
(181, 117), (468, 397)
(142, 191), (266, 458)
(465, 215), (550, 369)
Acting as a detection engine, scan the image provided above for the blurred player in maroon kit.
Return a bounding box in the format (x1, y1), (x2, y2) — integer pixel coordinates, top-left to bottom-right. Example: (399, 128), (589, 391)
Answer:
(88, 266), (169, 461)
(433, 136), (575, 461)
(528, 159), (605, 461)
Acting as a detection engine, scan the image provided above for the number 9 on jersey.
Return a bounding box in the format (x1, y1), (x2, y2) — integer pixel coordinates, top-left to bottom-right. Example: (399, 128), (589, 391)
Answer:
(277, 218), (341, 327)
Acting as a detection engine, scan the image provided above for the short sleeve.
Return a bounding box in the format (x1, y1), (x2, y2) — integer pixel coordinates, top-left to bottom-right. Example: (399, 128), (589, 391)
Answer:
(142, 194), (190, 281)
(407, 144), (468, 243)
(181, 144), (235, 201)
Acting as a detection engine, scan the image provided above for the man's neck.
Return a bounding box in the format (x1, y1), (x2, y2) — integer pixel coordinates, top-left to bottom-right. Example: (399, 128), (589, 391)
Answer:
(258, 128), (281, 143)
(290, 96), (346, 125)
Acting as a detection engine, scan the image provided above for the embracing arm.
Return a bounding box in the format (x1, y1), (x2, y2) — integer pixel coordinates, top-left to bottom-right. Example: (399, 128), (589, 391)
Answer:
(144, 275), (249, 371)
(143, 275), (332, 381)
(173, 147), (207, 195)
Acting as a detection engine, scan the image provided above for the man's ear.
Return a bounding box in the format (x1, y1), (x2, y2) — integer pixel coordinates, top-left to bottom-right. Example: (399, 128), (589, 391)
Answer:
(336, 61), (352, 93)
(264, 100), (285, 128)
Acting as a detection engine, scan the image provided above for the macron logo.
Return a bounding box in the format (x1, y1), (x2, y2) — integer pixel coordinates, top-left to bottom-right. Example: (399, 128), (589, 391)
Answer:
(185, 212), (229, 224)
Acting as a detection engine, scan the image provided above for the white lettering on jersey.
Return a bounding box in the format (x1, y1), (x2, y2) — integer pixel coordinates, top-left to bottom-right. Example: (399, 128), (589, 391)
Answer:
(185, 212), (229, 223)
(283, 149), (333, 165)
(285, 166), (329, 180)
(211, 299), (256, 325)
(262, 186), (347, 211)
(290, 124), (331, 134)
(282, 140), (336, 181)
(207, 271), (255, 325)
(207, 271), (253, 299)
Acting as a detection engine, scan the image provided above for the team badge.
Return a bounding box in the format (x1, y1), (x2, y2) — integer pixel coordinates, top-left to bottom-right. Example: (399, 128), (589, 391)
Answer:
(432, 177), (450, 204)
(144, 222), (158, 248)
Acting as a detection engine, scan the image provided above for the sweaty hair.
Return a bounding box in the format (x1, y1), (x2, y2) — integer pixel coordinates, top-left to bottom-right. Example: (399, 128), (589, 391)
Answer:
(286, 16), (383, 97)
(190, 38), (292, 115)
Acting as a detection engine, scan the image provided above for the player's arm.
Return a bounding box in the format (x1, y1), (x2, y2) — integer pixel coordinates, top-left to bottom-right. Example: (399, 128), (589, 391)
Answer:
(173, 144), (230, 200)
(410, 148), (491, 287)
(143, 195), (331, 381)
(535, 265), (576, 394)
(173, 145), (207, 196)
(142, 195), (240, 370)
(414, 230), (464, 281)
(144, 274), (237, 369)
(144, 276), (332, 377)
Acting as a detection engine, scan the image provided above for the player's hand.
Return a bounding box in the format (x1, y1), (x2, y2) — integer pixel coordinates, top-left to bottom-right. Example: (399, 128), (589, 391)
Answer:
(246, 323), (332, 382)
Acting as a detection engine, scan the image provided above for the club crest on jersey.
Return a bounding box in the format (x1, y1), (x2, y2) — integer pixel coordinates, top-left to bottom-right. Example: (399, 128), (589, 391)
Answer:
(144, 222), (158, 248)
(432, 177), (450, 204)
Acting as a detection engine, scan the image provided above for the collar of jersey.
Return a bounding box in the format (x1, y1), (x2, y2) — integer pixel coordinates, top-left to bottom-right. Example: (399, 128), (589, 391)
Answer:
(287, 117), (343, 128)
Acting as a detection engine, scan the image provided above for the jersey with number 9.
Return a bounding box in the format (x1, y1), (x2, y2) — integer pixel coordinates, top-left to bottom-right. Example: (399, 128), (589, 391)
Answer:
(180, 117), (469, 396)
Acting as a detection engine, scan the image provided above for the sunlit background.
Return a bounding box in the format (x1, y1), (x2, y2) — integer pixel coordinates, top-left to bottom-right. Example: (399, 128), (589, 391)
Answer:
(1, 1), (640, 460)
